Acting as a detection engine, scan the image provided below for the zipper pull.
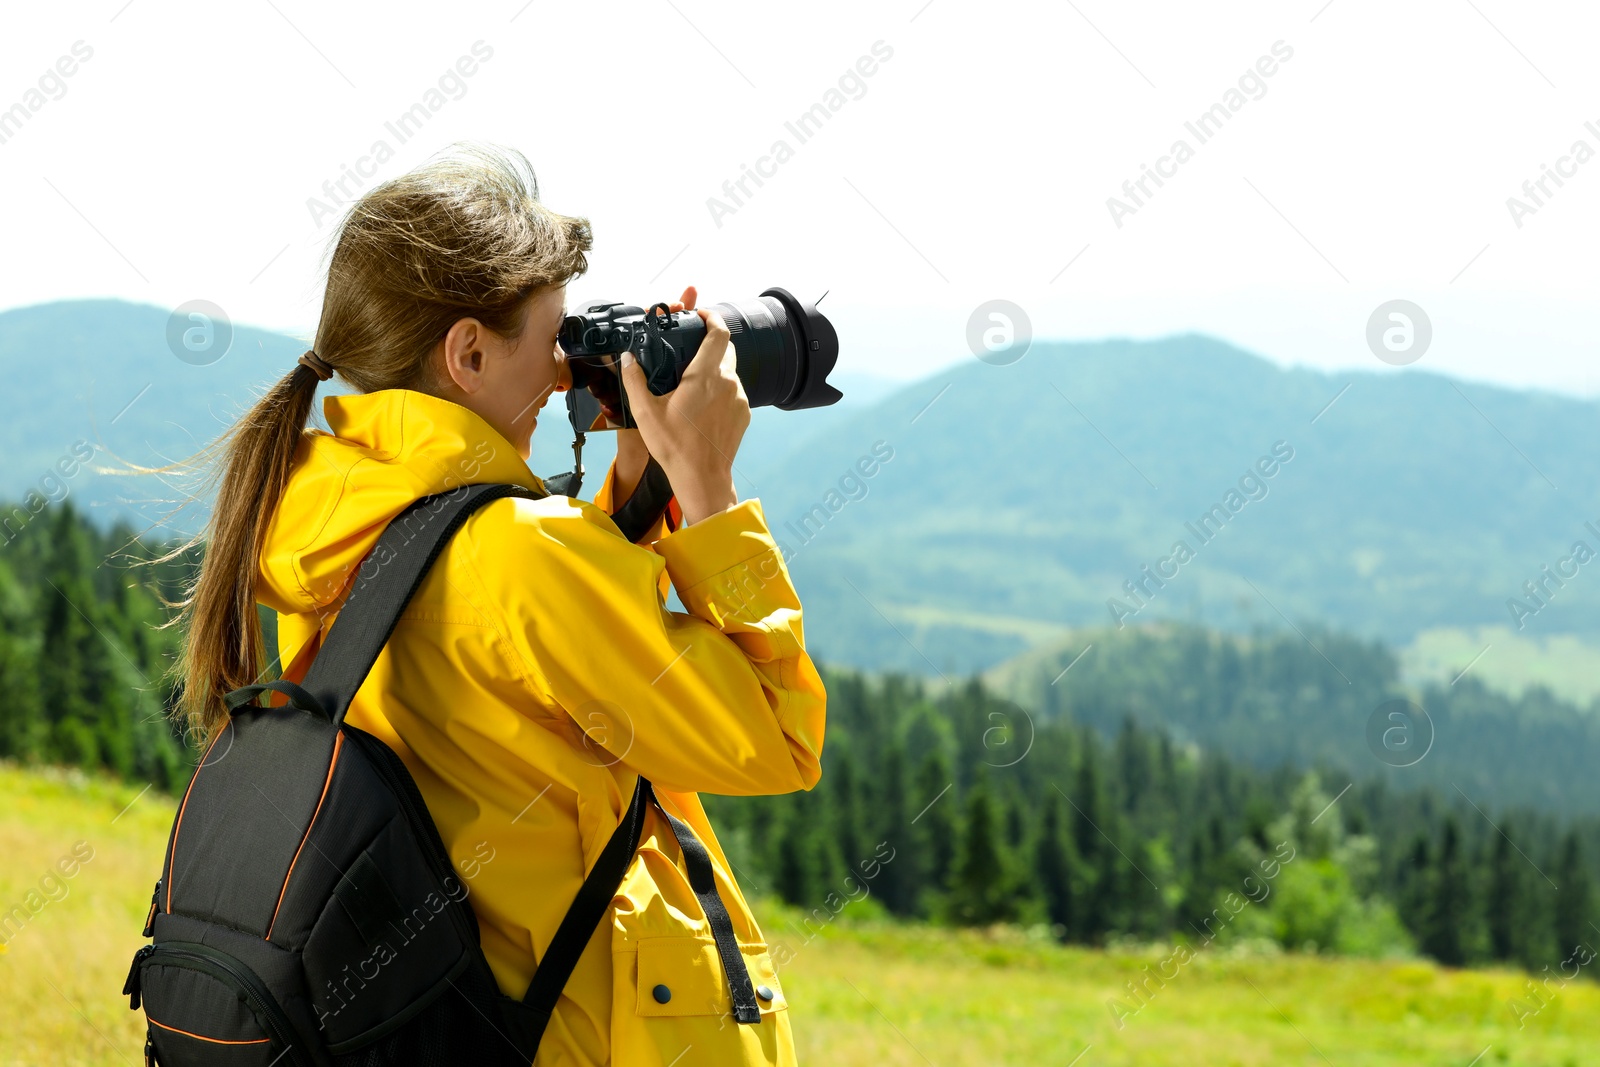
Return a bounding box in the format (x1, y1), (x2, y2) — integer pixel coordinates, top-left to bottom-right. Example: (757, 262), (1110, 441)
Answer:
(144, 1029), (156, 1067)
(124, 945), (156, 1009)
(142, 880), (162, 938)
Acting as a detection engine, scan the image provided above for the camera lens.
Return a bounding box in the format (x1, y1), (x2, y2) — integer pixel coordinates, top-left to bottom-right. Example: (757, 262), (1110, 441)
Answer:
(709, 288), (840, 410)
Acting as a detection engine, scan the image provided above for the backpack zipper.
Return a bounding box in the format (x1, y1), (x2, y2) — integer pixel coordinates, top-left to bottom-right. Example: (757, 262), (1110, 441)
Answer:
(126, 941), (309, 1066)
(142, 879), (161, 938)
(123, 945), (156, 1007)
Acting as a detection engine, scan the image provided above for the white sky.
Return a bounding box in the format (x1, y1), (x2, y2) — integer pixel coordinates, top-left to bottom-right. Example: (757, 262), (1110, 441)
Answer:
(4, 0), (1600, 395)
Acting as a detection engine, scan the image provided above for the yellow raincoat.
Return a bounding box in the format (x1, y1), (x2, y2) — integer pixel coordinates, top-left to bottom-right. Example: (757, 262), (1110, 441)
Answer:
(257, 388), (825, 1065)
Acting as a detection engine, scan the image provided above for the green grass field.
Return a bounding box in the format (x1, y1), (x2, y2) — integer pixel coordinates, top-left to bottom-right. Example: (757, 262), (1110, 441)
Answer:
(2, 762), (1596, 1066)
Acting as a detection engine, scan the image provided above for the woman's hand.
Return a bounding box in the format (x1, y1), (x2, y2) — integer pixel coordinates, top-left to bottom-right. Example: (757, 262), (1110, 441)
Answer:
(612, 287), (695, 505)
(618, 295), (748, 526)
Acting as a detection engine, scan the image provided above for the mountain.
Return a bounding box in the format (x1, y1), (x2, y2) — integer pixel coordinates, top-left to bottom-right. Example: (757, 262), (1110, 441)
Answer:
(0, 299), (311, 536)
(7, 300), (1600, 680)
(748, 335), (1600, 676)
(0, 300), (898, 538)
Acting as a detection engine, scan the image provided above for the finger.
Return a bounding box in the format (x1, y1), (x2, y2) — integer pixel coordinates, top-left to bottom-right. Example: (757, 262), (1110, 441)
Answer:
(708, 309), (737, 379)
(680, 309), (731, 382)
(680, 285), (697, 310)
(617, 350), (662, 430)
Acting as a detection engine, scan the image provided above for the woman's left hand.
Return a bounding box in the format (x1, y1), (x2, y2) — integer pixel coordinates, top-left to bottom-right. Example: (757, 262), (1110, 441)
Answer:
(613, 286), (697, 503)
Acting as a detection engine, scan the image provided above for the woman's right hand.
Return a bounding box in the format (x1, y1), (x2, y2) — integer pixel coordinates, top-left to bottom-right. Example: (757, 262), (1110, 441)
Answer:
(617, 307), (749, 526)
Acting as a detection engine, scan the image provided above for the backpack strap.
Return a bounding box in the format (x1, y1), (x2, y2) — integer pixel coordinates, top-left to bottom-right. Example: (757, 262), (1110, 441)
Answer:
(504, 774), (652, 1049)
(224, 679), (327, 718)
(300, 482), (542, 725)
(505, 778), (762, 1051)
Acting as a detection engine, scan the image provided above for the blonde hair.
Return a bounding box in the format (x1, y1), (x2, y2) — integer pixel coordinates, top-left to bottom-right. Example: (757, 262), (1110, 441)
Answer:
(175, 143), (591, 739)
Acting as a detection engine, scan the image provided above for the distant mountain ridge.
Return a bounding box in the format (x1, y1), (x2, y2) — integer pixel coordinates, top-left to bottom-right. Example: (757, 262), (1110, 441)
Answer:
(747, 332), (1600, 675)
(0, 299), (899, 536)
(0, 299), (310, 534)
(7, 299), (1600, 680)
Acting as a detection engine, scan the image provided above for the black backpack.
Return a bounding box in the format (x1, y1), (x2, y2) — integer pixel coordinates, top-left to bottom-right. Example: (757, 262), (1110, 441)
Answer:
(123, 483), (761, 1066)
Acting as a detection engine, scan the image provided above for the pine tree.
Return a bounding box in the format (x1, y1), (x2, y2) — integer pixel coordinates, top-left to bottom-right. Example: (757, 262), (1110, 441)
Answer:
(773, 789), (843, 910)
(37, 504), (124, 769)
(1487, 831), (1520, 963)
(998, 787), (1043, 922)
(1179, 815), (1225, 938)
(1422, 818), (1468, 966)
(1071, 728), (1118, 943)
(1397, 833), (1432, 936)
(948, 771), (1009, 925)
(1003, 783), (1028, 851)
(912, 748), (957, 916)
(872, 742), (917, 916)
(1122, 837), (1169, 939)
(1115, 716), (1149, 814)
(0, 558), (43, 760)
(1034, 788), (1077, 937)
(773, 800), (814, 908)
(831, 744), (866, 876)
(1554, 831), (1594, 963)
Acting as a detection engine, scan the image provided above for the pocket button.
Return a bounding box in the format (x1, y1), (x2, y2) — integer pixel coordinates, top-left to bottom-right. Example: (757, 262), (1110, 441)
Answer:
(756, 985), (774, 1002)
(652, 984), (672, 1004)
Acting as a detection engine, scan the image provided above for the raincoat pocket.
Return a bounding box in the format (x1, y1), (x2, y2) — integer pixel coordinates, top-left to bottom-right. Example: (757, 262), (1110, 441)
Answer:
(632, 936), (787, 1019)
(610, 932), (797, 1066)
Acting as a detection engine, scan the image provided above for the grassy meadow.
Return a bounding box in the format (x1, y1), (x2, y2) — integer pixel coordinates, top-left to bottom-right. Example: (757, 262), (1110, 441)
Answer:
(1, 763), (1596, 1067)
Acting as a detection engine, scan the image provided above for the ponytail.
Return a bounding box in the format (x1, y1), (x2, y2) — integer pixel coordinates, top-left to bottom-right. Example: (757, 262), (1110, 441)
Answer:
(176, 363), (320, 740)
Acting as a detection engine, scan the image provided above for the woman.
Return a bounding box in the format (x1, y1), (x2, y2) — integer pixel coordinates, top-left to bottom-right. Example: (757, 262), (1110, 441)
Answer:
(177, 144), (826, 1065)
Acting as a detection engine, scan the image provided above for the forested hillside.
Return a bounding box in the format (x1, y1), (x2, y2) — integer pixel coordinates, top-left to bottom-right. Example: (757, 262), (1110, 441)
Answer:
(990, 624), (1600, 817)
(0, 502), (190, 789)
(1, 500), (1595, 974)
(708, 671), (1600, 973)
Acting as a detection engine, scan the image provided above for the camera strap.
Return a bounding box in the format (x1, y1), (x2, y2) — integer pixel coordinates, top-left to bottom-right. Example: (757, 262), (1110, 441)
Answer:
(646, 781), (764, 1024)
(541, 429), (587, 498)
(546, 445), (676, 546)
(607, 457), (676, 544)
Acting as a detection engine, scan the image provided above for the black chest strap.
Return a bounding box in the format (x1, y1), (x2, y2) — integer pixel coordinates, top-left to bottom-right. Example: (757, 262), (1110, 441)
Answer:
(502, 776), (762, 1053)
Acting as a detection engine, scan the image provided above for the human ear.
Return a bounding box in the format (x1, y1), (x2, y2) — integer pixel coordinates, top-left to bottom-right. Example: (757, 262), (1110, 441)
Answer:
(441, 317), (491, 394)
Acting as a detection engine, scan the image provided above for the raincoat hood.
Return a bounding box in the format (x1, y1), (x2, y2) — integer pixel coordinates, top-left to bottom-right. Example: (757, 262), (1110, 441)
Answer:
(258, 389), (544, 617)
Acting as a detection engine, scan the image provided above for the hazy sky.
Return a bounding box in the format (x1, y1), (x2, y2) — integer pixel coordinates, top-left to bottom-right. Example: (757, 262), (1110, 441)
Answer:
(3, 0), (1598, 395)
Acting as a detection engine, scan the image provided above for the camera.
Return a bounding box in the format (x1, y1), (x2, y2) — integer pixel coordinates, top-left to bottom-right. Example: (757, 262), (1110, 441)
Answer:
(560, 287), (840, 432)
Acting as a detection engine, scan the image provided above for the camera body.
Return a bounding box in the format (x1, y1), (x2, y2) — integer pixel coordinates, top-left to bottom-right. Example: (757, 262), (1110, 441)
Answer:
(561, 301), (712, 400)
(560, 287), (840, 431)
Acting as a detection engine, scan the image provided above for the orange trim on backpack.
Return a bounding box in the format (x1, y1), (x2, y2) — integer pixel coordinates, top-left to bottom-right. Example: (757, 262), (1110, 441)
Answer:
(148, 1017), (272, 1045)
(165, 725), (228, 914)
(265, 732), (344, 941)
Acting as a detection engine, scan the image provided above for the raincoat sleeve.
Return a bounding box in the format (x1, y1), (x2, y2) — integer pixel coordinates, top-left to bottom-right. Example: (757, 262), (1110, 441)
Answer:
(592, 459), (677, 600)
(483, 491), (826, 797)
